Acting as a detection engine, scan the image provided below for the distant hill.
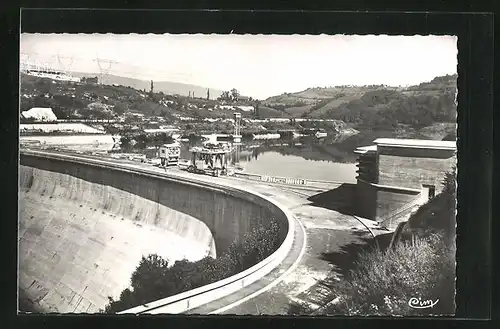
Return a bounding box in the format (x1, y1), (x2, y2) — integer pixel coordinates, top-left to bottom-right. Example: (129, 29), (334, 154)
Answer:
(264, 85), (403, 118)
(263, 74), (457, 130)
(19, 73), (247, 121)
(71, 72), (225, 99)
(20, 74), (270, 122)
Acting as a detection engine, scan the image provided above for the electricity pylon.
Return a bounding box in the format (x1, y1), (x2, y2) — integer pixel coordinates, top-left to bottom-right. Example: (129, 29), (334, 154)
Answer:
(94, 56), (119, 85)
(57, 54), (75, 77)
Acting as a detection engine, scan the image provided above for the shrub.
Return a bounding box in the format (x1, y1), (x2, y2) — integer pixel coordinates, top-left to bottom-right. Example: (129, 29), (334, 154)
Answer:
(320, 233), (455, 316)
(406, 167), (456, 244)
(294, 169), (457, 316)
(103, 218), (282, 313)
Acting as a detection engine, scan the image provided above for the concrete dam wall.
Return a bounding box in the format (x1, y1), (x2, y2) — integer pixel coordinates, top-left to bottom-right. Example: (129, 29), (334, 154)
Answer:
(19, 152), (289, 313)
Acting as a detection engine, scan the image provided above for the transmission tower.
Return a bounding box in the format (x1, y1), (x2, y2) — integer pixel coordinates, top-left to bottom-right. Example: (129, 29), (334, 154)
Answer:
(41, 60), (50, 72)
(57, 54), (75, 77)
(94, 56), (118, 85)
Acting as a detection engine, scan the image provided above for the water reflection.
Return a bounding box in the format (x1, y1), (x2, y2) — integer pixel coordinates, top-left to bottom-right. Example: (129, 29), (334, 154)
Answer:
(20, 130), (395, 182)
(173, 136), (361, 182)
(46, 131), (390, 182)
(179, 136), (361, 164)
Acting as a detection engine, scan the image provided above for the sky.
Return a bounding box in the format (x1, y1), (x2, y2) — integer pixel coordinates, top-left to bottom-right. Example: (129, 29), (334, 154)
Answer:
(20, 34), (457, 99)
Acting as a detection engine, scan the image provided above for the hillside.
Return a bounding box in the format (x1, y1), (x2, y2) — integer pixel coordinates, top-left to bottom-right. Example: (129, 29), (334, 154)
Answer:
(263, 75), (457, 130)
(19, 73), (252, 121)
(264, 85), (403, 117)
(257, 105), (290, 118)
(71, 72), (225, 99)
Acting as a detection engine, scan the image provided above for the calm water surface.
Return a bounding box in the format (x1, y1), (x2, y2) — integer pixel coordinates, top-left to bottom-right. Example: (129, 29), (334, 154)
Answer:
(22, 132), (392, 183)
(177, 137), (363, 182)
(237, 151), (357, 182)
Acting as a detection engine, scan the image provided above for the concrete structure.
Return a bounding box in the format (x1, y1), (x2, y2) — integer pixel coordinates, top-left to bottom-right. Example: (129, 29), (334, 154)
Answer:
(354, 138), (456, 227)
(25, 69), (81, 83)
(19, 150), (292, 313)
(19, 134), (117, 153)
(233, 112), (242, 143)
(18, 148), (389, 316)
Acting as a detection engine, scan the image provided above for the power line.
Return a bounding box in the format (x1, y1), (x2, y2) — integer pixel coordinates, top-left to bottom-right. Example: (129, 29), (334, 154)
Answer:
(21, 52), (221, 92)
(24, 51), (193, 81)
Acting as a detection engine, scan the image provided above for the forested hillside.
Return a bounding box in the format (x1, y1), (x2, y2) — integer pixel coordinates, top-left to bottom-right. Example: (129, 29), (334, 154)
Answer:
(263, 74), (457, 130)
(20, 72), (457, 137)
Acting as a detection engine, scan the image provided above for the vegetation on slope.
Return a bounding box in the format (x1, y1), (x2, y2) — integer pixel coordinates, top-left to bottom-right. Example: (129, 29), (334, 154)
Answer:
(20, 73), (457, 142)
(289, 169), (456, 316)
(20, 75), (258, 122)
(322, 87), (456, 130)
(402, 169), (456, 245)
(103, 218), (281, 313)
(263, 75), (457, 131)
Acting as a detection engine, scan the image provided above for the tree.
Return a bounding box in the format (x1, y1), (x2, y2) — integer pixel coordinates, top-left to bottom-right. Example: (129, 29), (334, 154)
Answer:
(130, 254), (169, 293)
(113, 102), (128, 115)
(254, 100), (261, 118)
(218, 91), (231, 101)
(230, 88), (240, 101)
(102, 218), (282, 313)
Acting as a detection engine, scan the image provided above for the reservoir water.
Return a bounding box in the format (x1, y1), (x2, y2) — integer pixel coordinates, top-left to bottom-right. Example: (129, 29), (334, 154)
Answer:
(178, 139), (360, 183)
(235, 151), (357, 183)
(20, 132), (393, 183)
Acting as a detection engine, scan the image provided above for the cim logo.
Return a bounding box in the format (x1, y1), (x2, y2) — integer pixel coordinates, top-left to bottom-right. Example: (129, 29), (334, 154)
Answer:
(408, 297), (439, 309)
(260, 175), (307, 186)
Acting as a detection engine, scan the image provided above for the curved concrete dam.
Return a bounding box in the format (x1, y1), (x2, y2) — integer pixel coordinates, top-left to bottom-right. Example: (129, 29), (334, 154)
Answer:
(19, 151), (290, 313)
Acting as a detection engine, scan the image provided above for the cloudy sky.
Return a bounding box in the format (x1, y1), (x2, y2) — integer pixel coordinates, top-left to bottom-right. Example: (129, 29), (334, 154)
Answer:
(20, 34), (457, 99)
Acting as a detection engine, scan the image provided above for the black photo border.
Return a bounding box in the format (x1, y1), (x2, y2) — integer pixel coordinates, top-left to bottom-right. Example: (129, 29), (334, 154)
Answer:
(2, 5), (495, 329)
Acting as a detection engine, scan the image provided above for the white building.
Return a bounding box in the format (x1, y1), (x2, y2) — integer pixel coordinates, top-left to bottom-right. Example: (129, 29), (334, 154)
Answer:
(21, 108), (58, 122)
